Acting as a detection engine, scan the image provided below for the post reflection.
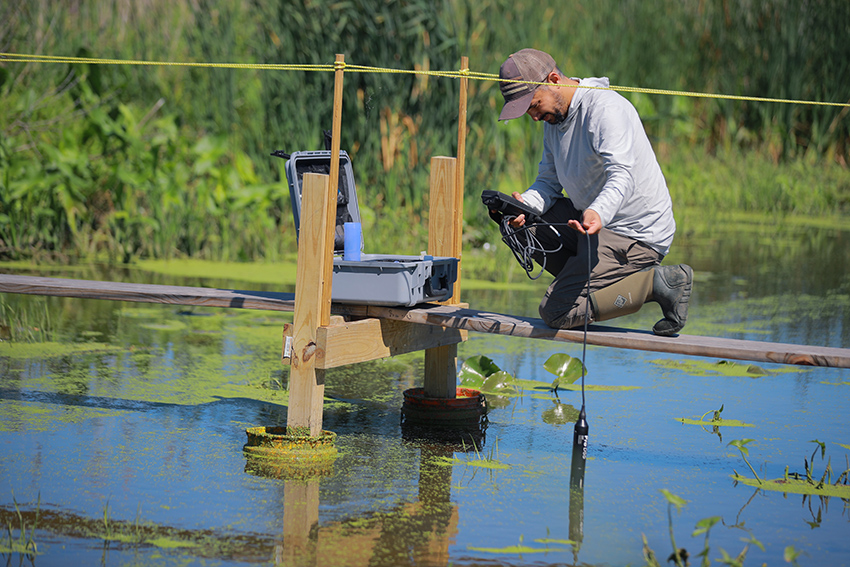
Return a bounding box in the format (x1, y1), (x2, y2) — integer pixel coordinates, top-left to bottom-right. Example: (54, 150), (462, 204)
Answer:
(246, 437), (466, 566)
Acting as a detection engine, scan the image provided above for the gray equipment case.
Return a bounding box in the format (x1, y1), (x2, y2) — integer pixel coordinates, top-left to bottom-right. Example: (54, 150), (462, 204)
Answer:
(285, 151), (458, 307)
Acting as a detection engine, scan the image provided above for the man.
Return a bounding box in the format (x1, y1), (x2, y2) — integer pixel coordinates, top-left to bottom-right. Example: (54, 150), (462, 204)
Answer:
(497, 48), (693, 336)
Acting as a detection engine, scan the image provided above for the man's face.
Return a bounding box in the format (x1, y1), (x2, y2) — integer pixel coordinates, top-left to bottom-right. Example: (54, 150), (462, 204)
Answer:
(526, 85), (568, 124)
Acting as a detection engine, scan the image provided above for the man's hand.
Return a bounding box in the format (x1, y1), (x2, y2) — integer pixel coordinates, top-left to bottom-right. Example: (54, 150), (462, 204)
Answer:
(567, 209), (602, 235)
(508, 192), (526, 228)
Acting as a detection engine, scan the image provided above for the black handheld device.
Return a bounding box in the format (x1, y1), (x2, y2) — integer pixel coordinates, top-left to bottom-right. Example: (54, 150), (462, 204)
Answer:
(481, 190), (544, 225)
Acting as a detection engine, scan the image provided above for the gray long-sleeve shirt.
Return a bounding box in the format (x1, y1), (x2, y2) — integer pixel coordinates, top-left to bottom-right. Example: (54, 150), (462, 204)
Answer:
(520, 77), (676, 256)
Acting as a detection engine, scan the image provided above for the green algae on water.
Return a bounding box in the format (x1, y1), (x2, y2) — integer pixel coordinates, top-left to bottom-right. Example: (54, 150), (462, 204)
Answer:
(676, 417), (754, 427)
(732, 475), (850, 498)
(468, 544), (568, 554)
(651, 358), (800, 377)
(0, 341), (123, 360)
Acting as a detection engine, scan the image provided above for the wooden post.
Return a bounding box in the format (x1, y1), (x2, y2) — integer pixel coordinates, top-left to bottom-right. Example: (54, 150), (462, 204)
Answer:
(321, 53), (346, 322)
(421, 57), (468, 399)
(287, 173), (333, 436)
(286, 54), (346, 436)
(454, 55), (469, 300)
(423, 157), (460, 398)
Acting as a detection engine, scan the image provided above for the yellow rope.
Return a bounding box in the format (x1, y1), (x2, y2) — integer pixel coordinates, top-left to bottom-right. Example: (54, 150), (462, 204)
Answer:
(2, 52), (848, 108)
(0, 52), (331, 72)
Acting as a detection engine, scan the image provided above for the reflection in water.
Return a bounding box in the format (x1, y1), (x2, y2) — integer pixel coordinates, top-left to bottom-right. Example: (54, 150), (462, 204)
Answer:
(251, 442), (460, 566)
(2, 222), (850, 565)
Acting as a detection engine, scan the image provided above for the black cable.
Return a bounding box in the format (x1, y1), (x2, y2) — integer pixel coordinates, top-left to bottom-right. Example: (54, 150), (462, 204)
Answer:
(497, 215), (591, 448)
(580, 230), (590, 409)
(497, 218), (564, 280)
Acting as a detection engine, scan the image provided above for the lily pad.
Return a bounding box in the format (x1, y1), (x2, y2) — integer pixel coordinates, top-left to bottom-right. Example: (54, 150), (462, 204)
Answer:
(543, 353), (586, 389)
(459, 355), (502, 388)
(481, 371), (519, 395)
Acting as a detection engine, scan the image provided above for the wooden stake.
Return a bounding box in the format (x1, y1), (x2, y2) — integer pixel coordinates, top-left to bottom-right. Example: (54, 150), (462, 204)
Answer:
(288, 173), (333, 436)
(424, 157), (460, 398)
(320, 53), (346, 326)
(454, 55), (469, 301)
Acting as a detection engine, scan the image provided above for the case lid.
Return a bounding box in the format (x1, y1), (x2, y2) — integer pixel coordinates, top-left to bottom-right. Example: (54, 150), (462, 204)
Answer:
(285, 150), (362, 253)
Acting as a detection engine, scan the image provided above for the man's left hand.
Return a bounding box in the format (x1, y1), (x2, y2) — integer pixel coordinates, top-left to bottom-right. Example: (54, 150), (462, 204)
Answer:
(567, 209), (602, 235)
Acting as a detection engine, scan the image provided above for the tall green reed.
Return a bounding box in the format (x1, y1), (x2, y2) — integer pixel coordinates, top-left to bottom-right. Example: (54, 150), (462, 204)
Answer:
(1, 0), (847, 263)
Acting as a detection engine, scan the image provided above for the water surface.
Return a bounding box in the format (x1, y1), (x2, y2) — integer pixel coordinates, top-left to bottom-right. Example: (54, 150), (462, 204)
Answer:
(1, 220), (849, 566)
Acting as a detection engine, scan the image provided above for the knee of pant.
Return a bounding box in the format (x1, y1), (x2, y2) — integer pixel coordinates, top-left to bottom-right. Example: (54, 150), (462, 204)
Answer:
(539, 301), (568, 329)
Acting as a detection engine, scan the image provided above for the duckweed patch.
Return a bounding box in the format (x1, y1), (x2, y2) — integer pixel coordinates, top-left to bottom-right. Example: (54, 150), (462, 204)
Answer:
(467, 543), (568, 554)
(676, 404), (754, 428)
(651, 358), (799, 377)
(0, 400), (127, 433)
(732, 475), (850, 498)
(0, 506), (273, 561)
(0, 341), (123, 359)
(676, 417), (753, 427)
(146, 537), (198, 549)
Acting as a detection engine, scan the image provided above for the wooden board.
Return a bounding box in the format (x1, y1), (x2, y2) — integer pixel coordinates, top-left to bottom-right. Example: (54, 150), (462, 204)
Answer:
(312, 318), (466, 369)
(357, 303), (850, 369)
(0, 274), (296, 311)
(2, 273), (849, 369)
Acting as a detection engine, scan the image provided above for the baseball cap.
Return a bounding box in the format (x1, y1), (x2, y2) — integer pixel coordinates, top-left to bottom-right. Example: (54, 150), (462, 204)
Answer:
(498, 49), (557, 121)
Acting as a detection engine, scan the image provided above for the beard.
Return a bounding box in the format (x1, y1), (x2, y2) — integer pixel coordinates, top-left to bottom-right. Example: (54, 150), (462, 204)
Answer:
(549, 91), (568, 124)
(548, 110), (567, 124)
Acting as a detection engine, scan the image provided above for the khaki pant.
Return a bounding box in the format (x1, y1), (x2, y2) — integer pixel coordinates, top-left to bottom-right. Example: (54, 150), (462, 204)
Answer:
(528, 197), (663, 329)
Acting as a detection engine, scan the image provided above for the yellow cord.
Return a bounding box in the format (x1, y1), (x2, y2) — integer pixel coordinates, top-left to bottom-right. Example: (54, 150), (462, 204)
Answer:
(2, 52), (848, 108)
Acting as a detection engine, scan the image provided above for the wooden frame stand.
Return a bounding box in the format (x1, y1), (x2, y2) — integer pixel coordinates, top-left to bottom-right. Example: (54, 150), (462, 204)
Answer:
(284, 55), (470, 436)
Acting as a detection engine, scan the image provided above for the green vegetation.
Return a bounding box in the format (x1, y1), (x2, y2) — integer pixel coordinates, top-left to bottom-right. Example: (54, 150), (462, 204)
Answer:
(1, 0), (848, 263)
(0, 493), (40, 558)
(644, 489), (768, 567)
(730, 439), (850, 498)
(651, 358), (801, 377)
(675, 404), (755, 428)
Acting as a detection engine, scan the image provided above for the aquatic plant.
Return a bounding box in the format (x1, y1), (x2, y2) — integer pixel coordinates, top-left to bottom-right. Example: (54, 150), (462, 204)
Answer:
(643, 490), (765, 567)
(728, 439), (762, 485)
(731, 440), (850, 498)
(658, 489), (688, 567)
(0, 298), (53, 343)
(675, 405), (754, 443)
(542, 352), (586, 393)
(1, 493), (40, 558)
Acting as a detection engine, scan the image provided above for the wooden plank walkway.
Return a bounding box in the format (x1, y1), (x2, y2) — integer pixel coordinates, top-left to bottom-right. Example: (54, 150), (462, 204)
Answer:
(2, 274), (850, 369)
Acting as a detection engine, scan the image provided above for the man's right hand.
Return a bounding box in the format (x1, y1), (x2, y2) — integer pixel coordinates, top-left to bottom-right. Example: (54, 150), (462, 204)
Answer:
(509, 192), (526, 228)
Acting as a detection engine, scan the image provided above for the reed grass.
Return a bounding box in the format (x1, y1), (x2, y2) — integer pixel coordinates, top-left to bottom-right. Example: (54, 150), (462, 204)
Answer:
(1, 0), (847, 262)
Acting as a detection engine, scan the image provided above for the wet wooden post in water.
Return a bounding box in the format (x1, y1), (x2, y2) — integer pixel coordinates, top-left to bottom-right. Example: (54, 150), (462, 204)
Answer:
(423, 157), (461, 398)
(422, 56), (468, 399)
(287, 172), (333, 436)
(287, 54), (346, 437)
